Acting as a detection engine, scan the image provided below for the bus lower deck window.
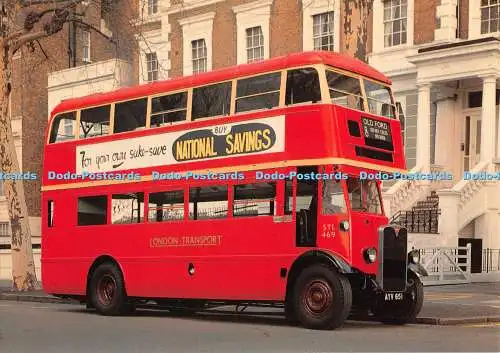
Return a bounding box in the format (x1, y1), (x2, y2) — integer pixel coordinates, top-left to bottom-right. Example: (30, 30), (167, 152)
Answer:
(111, 193), (144, 224)
(149, 190), (184, 222)
(189, 186), (228, 220)
(233, 182), (276, 217)
(77, 196), (108, 226)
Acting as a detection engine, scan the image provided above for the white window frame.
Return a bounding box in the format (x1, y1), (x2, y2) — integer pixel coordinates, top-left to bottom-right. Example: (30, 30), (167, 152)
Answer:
(470, 0), (496, 38)
(137, 29), (170, 84)
(246, 26), (264, 63)
(470, 0), (500, 38)
(233, 0), (273, 65)
(146, 52), (159, 82)
(302, 0), (340, 52)
(82, 30), (91, 63)
(372, 0), (414, 53)
(382, 0), (409, 48)
(147, 0), (158, 16)
(138, 0), (162, 21)
(179, 12), (215, 75)
(191, 39), (208, 74)
(312, 11), (336, 51)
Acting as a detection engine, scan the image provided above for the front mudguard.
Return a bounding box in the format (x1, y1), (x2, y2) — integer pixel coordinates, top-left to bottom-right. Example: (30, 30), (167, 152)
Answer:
(408, 263), (428, 277)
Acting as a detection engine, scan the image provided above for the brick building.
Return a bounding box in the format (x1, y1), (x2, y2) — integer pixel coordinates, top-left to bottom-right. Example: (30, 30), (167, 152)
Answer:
(0, 0), (139, 251)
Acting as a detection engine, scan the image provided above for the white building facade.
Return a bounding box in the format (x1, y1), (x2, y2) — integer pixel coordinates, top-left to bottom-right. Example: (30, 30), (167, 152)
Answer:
(369, 0), (500, 251)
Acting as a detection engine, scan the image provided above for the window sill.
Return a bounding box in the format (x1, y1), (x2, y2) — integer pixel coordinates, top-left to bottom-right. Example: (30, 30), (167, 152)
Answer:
(133, 13), (162, 26)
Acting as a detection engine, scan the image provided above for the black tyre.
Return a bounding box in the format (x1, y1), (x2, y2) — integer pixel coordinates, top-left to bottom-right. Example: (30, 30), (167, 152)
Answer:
(292, 265), (352, 330)
(376, 271), (424, 325)
(284, 297), (298, 325)
(89, 263), (130, 316)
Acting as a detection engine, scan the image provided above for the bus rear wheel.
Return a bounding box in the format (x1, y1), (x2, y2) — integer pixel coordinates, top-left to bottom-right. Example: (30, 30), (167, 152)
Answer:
(292, 265), (352, 330)
(89, 263), (131, 316)
(375, 271), (424, 325)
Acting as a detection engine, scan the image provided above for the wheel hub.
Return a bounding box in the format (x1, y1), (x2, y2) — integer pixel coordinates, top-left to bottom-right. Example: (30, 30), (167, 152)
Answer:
(97, 274), (116, 306)
(303, 280), (333, 315)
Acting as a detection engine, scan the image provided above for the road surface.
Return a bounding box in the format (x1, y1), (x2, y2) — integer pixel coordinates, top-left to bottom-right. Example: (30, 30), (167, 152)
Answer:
(0, 301), (499, 353)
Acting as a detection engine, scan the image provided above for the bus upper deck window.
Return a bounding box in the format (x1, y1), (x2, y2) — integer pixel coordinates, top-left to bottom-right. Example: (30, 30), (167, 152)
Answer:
(114, 98), (147, 133)
(285, 68), (321, 105)
(192, 82), (232, 120)
(151, 91), (188, 127)
(80, 105), (111, 139)
(235, 72), (281, 113)
(326, 71), (364, 111)
(322, 180), (346, 215)
(49, 112), (76, 143)
(364, 80), (395, 118)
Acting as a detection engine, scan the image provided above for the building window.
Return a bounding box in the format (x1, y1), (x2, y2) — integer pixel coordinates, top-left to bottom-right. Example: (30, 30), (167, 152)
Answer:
(146, 52), (158, 82)
(481, 0), (500, 34)
(148, 0), (158, 15)
(0, 222), (9, 237)
(383, 0), (408, 47)
(313, 12), (335, 51)
(246, 26), (264, 63)
(192, 39), (207, 74)
(82, 30), (90, 62)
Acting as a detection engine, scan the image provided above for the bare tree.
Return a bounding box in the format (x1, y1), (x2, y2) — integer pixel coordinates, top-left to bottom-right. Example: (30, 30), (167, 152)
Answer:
(0, 0), (113, 291)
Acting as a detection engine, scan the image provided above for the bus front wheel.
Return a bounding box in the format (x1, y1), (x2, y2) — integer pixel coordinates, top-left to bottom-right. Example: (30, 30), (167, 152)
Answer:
(89, 263), (131, 316)
(292, 265), (352, 330)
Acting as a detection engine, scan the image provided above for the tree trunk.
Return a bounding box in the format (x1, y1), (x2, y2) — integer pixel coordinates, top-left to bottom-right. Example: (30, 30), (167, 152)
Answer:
(0, 38), (38, 291)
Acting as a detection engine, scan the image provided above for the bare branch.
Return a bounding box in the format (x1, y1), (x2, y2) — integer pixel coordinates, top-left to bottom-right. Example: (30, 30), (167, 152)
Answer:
(19, 0), (80, 7)
(72, 18), (116, 44)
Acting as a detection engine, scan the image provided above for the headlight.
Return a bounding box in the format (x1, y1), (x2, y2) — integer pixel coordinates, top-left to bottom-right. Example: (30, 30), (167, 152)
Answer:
(364, 247), (377, 263)
(340, 220), (350, 231)
(408, 250), (420, 264)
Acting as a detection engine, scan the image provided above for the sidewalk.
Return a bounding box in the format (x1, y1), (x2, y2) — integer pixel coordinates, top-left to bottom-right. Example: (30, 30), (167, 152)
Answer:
(1, 279), (499, 325)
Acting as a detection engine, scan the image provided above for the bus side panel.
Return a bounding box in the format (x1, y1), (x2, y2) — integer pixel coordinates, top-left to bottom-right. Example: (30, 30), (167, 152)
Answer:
(41, 190), (89, 296)
(121, 218), (296, 301)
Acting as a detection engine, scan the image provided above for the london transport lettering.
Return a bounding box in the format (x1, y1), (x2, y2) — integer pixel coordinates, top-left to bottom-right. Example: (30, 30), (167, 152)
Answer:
(75, 116), (285, 174)
(150, 235), (223, 248)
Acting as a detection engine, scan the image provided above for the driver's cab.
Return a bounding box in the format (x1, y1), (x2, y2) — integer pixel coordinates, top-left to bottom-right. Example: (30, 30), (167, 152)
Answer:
(291, 165), (387, 270)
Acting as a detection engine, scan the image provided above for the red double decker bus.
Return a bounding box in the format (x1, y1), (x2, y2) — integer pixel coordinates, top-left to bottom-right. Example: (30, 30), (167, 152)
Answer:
(42, 51), (427, 330)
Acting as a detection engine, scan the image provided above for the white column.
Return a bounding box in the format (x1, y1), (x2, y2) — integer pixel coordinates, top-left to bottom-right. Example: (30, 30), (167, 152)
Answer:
(434, 88), (457, 172)
(416, 83), (431, 169)
(480, 75), (497, 162)
(436, 190), (460, 247)
(497, 102), (500, 159)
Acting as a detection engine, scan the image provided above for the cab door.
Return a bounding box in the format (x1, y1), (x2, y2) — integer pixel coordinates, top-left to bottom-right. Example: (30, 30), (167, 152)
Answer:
(316, 166), (350, 261)
(346, 175), (387, 274)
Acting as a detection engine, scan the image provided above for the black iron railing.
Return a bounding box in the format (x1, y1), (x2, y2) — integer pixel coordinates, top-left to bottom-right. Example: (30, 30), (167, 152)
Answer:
(390, 208), (441, 234)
